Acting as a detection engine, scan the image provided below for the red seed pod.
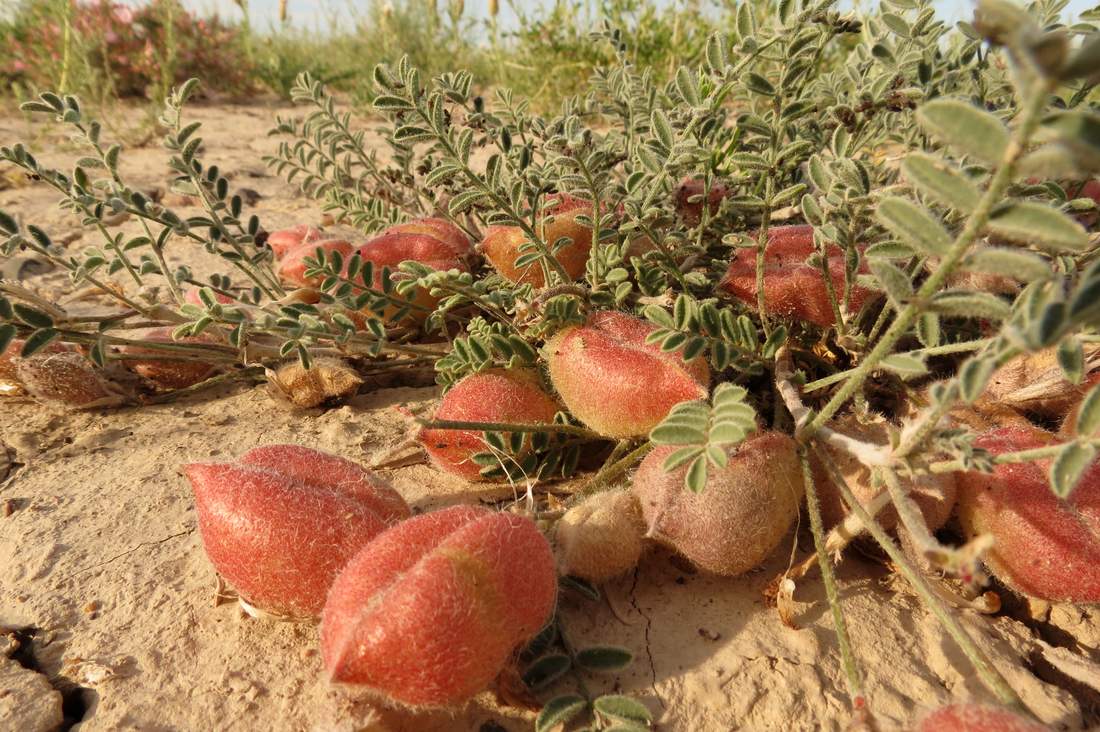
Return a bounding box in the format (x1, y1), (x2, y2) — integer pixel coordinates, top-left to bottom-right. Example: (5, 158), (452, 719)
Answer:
(277, 239), (354, 288)
(419, 368), (560, 481)
(267, 224), (324, 259)
(121, 327), (218, 390)
(545, 310), (709, 438)
(355, 231), (470, 317)
(674, 177), (730, 225)
(719, 224), (874, 328)
(184, 445), (409, 618)
(480, 194), (594, 286)
(320, 505), (557, 707)
(385, 217), (473, 260)
(957, 426), (1100, 603)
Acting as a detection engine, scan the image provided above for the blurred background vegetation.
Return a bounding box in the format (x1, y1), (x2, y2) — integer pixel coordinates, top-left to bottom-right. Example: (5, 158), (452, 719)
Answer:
(0, 0), (727, 113)
(0, 0), (1096, 117)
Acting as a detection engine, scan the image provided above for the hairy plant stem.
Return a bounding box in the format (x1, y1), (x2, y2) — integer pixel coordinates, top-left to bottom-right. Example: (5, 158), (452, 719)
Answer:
(813, 445), (1027, 712)
(802, 337), (993, 393)
(798, 447), (865, 707)
(575, 440), (652, 496)
(805, 78), (1056, 437)
(755, 176), (775, 335)
(928, 441), (1094, 474)
(877, 467), (948, 560)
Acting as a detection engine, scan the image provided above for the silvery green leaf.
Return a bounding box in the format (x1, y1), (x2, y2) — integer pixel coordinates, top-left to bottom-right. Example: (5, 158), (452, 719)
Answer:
(0, 324), (15, 356)
(931, 289), (1012, 320)
(917, 99), (1009, 165)
(651, 110), (674, 150)
(880, 353), (928, 379)
(962, 248), (1049, 281)
(1050, 442), (1097, 499)
(1075, 383), (1100, 437)
(917, 312), (941, 348)
(901, 153), (981, 213)
(1057, 337), (1084, 384)
(575, 646), (633, 673)
(866, 240), (918, 259)
(536, 695), (587, 732)
(876, 197), (952, 256)
(594, 695), (653, 725)
(523, 654), (572, 690)
(986, 201), (1089, 251)
(959, 357), (995, 403)
(869, 258), (914, 306)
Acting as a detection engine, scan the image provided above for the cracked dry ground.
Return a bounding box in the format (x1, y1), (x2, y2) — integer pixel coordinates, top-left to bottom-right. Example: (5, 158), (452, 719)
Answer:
(2, 103), (1100, 732)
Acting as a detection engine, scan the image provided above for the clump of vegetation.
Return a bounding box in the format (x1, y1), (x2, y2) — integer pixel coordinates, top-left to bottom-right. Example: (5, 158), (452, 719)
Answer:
(4, 0), (1100, 727)
(1, 0), (254, 103)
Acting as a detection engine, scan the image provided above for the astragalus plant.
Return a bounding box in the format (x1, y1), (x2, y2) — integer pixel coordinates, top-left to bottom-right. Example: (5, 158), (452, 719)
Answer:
(4, 0), (1100, 727)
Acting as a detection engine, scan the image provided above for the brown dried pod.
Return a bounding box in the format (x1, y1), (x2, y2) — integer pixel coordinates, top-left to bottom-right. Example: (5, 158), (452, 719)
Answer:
(1, 338), (69, 395)
(985, 348), (1099, 419)
(16, 352), (126, 408)
(121, 327), (218, 390)
(267, 357), (363, 408)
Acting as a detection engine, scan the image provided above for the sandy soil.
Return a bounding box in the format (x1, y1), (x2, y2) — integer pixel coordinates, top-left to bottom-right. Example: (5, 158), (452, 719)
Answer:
(1, 102), (1098, 732)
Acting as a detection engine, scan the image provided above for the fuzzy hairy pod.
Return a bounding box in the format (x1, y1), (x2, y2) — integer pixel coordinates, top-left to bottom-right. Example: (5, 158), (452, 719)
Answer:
(632, 432), (803, 576)
(545, 311), (709, 438)
(0, 338), (69, 394)
(267, 224), (324, 259)
(15, 351), (122, 407)
(947, 399), (1033, 433)
(267, 357), (362, 408)
(719, 224), (874, 328)
(121, 327), (218, 390)
(674, 177), (730, 225)
(386, 217), (473, 260)
(357, 231), (470, 320)
(555, 489), (646, 582)
(957, 426), (1100, 603)
(986, 349), (1097, 419)
(814, 415), (957, 533)
(320, 505), (557, 707)
(184, 445), (410, 618)
(1060, 372), (1100, 437)
(912, 703), (1050, 731)
(480, 194), (594, 286)
(419, 368), (560, 481)
(277, 239), (354, 288)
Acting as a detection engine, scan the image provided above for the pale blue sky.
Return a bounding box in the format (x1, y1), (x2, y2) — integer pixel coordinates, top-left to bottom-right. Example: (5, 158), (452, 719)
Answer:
(128, 1), (1100, 33)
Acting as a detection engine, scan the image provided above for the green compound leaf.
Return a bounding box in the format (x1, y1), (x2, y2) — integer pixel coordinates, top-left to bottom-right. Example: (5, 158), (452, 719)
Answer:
(650, 383), (757, 493)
